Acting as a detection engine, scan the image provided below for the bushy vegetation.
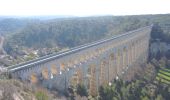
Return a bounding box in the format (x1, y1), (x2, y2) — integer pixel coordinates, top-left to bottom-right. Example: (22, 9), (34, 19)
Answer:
(35, 89), (49, 100)
(98, 78), (169, 100)
(67, 57), (170, 100)
(0, 79), (54, 100)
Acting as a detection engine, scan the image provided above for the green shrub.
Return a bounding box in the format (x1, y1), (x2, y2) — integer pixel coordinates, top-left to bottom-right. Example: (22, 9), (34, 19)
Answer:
(35, 90), (49, 100)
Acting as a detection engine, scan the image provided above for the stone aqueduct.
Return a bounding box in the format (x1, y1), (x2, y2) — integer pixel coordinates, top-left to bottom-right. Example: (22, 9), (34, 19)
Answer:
(7, 26), (152, 96)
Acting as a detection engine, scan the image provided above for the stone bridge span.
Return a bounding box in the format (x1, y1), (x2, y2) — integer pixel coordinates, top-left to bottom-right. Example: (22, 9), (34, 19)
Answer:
(7, 26), (152, 96)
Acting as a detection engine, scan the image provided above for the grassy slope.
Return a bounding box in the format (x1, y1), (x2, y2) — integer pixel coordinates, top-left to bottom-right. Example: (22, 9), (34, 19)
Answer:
(156, 68), (170, 85)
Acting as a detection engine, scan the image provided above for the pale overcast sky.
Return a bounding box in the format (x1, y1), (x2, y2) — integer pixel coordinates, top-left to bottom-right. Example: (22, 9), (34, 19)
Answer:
(0, 0), (170, 16)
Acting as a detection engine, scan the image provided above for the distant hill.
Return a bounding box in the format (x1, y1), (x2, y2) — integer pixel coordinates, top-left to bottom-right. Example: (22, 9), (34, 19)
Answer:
(3, 16), (149, 53)
(0, 18), (40, 35)
(0, 16), (76, 35)
(2, 14), (170, 54)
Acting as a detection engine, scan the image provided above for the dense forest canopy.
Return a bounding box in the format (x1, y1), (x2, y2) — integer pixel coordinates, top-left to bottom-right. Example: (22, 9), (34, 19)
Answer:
(3, 16), (149, 53)
(2, 14), (170, 55)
